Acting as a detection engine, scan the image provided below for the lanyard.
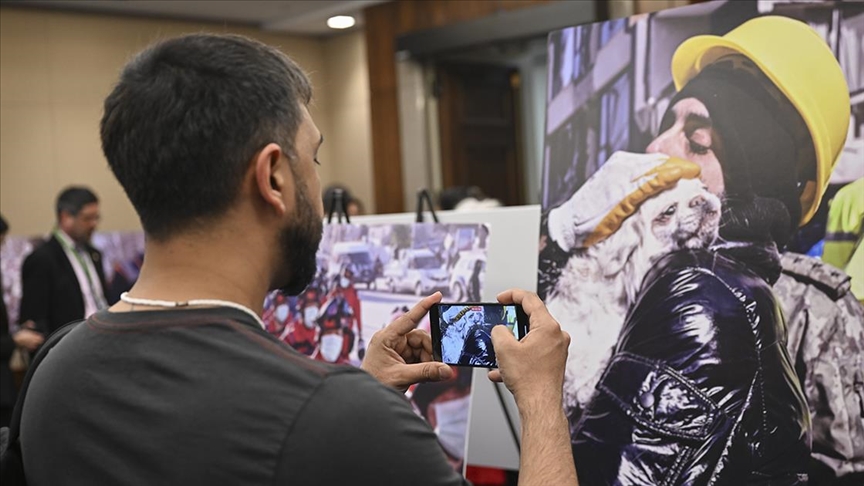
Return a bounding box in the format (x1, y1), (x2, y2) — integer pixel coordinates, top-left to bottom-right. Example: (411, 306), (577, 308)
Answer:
(54, 229), (99, 296)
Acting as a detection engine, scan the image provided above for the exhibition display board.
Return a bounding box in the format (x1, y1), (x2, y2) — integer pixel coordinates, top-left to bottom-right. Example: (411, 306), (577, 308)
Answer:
(264, 220), (491, 474)
(351, 204), (541, 471)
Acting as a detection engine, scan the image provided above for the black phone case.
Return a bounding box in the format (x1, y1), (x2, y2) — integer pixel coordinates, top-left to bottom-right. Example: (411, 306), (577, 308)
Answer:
(429, 303), (529, 368)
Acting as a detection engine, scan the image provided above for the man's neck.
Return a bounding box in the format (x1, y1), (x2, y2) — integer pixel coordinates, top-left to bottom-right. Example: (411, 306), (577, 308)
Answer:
(55, 228), (82, 248)
(116, 228), (275, 315)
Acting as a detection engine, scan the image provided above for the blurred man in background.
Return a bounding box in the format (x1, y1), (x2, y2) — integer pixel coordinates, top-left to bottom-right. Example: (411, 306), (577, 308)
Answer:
(19, 187), (107, 335)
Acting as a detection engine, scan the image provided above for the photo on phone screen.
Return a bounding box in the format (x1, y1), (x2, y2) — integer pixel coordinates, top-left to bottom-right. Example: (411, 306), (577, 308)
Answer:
(429, 303), (528, 368)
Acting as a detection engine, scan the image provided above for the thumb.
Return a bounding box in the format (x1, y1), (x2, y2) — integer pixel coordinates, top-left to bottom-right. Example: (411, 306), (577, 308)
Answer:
(490, 324), (518, 351)
(399, 362), (454, 385)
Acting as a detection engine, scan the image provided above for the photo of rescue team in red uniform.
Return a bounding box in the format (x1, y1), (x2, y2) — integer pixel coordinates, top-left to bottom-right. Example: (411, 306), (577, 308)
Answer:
(264, 267), (364, 365)
(262, 223), (489, 367)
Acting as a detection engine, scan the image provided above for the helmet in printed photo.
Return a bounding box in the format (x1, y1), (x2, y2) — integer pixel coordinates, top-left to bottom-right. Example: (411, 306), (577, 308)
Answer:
(672, 15), (851, 226)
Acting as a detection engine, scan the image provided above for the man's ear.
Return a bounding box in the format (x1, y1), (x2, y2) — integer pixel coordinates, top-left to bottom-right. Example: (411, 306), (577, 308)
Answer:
(57, 210), (72, 230)
(254, 143), (290, 215)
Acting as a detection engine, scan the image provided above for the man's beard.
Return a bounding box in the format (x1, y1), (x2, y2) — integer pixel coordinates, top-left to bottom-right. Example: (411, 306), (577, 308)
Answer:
(275, 184), (323, 295)
(718, 193), (792, 248)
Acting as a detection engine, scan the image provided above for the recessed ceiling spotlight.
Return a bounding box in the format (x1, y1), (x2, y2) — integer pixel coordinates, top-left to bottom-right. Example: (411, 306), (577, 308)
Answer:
(327, 15), (356, 30)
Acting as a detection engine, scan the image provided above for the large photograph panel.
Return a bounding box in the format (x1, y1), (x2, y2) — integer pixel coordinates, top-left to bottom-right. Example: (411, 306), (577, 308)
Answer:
(540, 1), (864, 484)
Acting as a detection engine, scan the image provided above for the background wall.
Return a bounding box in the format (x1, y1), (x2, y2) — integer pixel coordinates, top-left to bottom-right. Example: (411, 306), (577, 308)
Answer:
(320, 30), (375, 214)
(0, 7), (374, 236)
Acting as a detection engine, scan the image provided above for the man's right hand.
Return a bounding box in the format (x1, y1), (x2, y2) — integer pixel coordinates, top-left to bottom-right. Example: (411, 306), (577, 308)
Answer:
(488, 289), (570, 411)
(488, 289), (579, 486)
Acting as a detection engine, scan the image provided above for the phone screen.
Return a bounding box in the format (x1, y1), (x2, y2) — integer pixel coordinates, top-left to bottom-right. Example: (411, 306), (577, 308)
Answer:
(429, 303), (529, 368)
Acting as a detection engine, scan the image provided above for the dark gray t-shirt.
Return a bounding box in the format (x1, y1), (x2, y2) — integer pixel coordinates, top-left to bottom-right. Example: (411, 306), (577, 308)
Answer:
(20, 308), (468, 485)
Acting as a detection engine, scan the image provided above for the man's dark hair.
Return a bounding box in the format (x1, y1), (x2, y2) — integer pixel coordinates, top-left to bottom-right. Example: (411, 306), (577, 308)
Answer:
(0, 213), (8, 235)
(100, 34), (312, 240)
(56, 186), (99, 219)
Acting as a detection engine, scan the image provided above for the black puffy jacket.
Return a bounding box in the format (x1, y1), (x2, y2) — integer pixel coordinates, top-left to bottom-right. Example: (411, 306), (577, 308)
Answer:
(572, 248), (810, 485)
(458, 325), (495, 367)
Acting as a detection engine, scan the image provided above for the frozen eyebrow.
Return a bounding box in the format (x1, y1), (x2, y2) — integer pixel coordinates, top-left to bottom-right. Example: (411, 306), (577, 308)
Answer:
(683, 113), (712, 132)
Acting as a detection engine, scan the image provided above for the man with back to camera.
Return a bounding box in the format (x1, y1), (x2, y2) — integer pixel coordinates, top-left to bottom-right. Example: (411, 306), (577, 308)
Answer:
(17, 34), (578, 486)
(19, 186), (108, 336)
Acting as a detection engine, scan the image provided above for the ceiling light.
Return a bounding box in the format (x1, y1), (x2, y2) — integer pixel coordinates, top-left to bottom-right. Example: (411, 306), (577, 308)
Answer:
(327, 15), (355, 30)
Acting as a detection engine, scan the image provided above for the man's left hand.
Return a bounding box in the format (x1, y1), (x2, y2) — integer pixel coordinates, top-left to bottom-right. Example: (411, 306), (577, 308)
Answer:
(361, 292), (454, 392)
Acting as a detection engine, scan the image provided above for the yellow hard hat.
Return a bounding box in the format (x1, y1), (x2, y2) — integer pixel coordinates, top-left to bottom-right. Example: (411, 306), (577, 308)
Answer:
(671, 15), (850, 226)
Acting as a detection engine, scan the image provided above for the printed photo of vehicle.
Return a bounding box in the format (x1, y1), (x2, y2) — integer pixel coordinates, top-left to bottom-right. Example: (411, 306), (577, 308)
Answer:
(384, 248), (449, 295)
(448, 251), (486, 301)
(329, 241), (378, 289)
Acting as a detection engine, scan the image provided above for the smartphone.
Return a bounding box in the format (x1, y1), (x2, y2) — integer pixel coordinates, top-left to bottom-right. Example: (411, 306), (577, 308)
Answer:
(429, 303), (529, 368)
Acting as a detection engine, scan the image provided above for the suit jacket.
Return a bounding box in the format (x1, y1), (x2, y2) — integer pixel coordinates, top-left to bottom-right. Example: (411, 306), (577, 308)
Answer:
(19, 235), (107, 335)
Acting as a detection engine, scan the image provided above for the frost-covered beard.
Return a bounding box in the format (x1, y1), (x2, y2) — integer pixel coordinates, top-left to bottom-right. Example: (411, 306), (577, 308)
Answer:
(708, 194), (790, 284)
(717, 194), (793, 249)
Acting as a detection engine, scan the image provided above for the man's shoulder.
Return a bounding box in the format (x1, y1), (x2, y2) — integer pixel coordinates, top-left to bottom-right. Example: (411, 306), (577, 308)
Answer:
(21, 237), (67, 278)
(50, 311), (374, 427)
(642, 249), (758, 298)
(22, 312), (393, 485)
(82, 309), (357, 383)
(311, 367), (405, 410)
(24, 235), (61, 261)
(775, 253), (864, 346)
(628, 249), (781, 344)
(778, 252), (852, 301)
(277, 370), (469, 486)
(61, 307), (373, 383)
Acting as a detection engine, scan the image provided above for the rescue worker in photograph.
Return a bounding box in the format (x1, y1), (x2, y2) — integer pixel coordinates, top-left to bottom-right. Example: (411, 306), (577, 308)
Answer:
(325, 265), (365, 361)
(647, 15), (863, 485)
(279, 284), (323, 356)
(822, 177), (864, 304)
(262, 291), (293, 336)
(314, 288), (355, 365)
(569, 16), (860, 486)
